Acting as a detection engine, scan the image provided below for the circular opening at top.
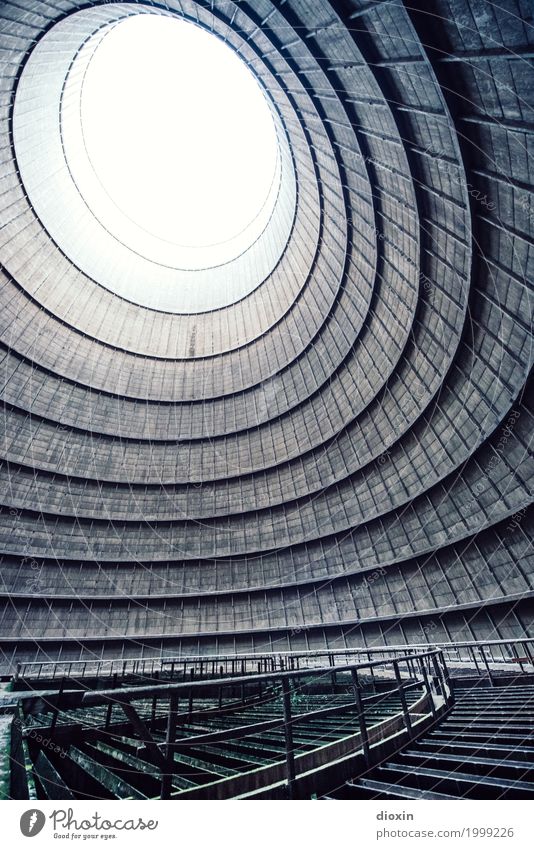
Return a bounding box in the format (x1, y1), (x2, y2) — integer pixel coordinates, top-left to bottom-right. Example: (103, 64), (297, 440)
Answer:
(13, 5), (298, 312)
(62, 14), (281, 269)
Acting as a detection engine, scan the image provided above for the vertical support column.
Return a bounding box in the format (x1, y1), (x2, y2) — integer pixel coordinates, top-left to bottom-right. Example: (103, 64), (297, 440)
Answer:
(393, 661), (412, 735)
(429, 653), (444, 699)
(367, 651), (376, 692)
(188, 687), (194, 720)
(440, 653), (454, 699)
(418, 658), (436, 718)
(160, 691), (179, 799)
(105, 673), (118, 730)
(350, 668), (370, 765)
(49, 677), (66, 740)
(478, 646), (494, 687)
(329, 653), (336, 689)
(469, 645), (481, 676)
(150, 693), (157, 732)
(281, 677), (296, 799)
(512, 643), (526, 674)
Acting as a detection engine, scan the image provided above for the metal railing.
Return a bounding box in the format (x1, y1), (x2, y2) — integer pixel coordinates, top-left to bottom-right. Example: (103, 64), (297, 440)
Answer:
(430, 638), (534, 680)
(19, 648), (452, 800)
(12, 638), (534, 685)
(13, 645), (422, 684)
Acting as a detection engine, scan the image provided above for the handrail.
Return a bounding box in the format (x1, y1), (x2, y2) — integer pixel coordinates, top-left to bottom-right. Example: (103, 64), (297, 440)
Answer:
(12, 637), (534, 684)
(77, 649), (443, 702)
(18, 647), (451, 799)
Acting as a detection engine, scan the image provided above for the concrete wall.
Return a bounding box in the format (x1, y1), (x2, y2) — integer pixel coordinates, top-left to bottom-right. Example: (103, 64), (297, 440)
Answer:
(0, 0), (532, 670)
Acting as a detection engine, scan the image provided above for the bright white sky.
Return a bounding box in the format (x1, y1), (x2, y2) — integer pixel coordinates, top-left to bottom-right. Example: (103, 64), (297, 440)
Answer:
(80, 15), (279, 250)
